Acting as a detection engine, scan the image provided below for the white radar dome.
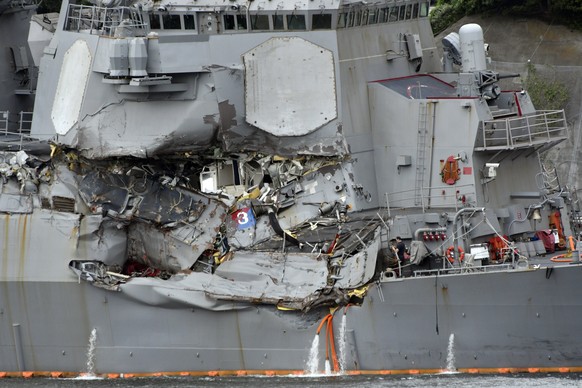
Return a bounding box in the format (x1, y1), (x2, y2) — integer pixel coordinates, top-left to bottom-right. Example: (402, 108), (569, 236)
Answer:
(459, 23), (487, 72)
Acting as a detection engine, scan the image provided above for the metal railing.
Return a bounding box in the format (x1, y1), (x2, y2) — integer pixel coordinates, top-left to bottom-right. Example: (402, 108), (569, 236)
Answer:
(413, 263), (514, 277)
(18, 111), (32, 133)
(65, 4), (148, 37)
(0, 111), (8, 134)
(0, 111), (37, 151)
(477, 110), (567, 151)
(385, 183), (477, 212)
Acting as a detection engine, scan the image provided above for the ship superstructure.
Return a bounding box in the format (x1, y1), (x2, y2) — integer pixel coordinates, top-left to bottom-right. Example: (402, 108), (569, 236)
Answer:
(0, 0), (581, 376)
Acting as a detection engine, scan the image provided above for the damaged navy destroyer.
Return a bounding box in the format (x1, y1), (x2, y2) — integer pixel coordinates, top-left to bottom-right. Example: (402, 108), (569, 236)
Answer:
(1, 0), (581, 376)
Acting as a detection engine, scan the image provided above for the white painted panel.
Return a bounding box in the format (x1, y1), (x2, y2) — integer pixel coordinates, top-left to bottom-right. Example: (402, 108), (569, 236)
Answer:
(51, 39), (92, 135)
(243, 37), (337, 136)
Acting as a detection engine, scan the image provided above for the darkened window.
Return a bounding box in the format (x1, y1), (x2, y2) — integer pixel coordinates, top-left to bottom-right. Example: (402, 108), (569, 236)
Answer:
(251, 14), (269, 30)
(287, 14), (305, 30)
(405, 4), (412, 19)
(224, 14), (235, 30)
(337, 12), (346, 28)
(398, 5), (405, 20)
(389, 7), (398, 22)
(236, 14), (247, 30)
(380, 7), (389, 23)
(312, 14), (332, 29)
(149, 14), (161, 29)
(353, 10), (361, 26)
(272, 14), (284, 30)
(346, 12), (354, 27)
(412, 3), (419, 18)
(420, 1), (429, 17)
(184, 14), (195, 30)
(361, 9), (368, 25)
(162, 14), (181, 29)
(368, 9), (377, 24)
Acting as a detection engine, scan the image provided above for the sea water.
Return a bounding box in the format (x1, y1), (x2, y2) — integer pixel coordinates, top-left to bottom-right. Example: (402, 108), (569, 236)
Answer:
(1, 373), (581, 388)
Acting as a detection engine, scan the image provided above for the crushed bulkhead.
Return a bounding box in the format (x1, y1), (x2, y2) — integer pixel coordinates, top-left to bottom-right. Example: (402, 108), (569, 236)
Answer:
(0, 146), (382, 311)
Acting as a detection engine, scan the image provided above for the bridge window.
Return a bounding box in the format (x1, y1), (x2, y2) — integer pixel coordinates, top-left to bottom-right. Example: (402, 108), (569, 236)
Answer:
(420, 1), (429, 17)
(405, 4), (412, 20)
(346, 11), (354, 27)
(162, 14), (181, 29)
(149, 14), (161, 29)
(389, 7), (398, 22)
(361, 9), (368, 25)
(184, 14), (196, 30)
(237, 14), (248, 30)
(287, 14), (305, 30)
(251, 14), (269, 30)
(368, 9), (378, 24)
(224, 14), (235, 30)
(398, 5), (405, 20)
(353, 10), (361, 26)
(224, 14), (247, 31)
(272, 14), (285, 30)
(379, 7), (389, 23)
(337, 12), (346, 28)
(312, 14), (332, 29)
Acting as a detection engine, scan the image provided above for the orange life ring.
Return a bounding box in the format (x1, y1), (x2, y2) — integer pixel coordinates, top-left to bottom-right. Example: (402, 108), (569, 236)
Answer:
(445, 246), (464, 263)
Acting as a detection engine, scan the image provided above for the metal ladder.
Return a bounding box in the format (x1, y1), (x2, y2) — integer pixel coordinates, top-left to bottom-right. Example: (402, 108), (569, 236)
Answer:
(414, 102), (428, 206)
(541, 163), (561, 194)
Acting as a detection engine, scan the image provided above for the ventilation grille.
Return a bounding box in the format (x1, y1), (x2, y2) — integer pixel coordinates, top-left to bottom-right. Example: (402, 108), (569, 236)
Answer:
(52, 196), (76, 213)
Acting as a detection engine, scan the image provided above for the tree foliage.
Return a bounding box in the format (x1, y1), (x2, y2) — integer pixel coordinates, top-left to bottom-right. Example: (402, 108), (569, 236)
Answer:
(430, 0), (582, 34)
(523, 63), (569, 111)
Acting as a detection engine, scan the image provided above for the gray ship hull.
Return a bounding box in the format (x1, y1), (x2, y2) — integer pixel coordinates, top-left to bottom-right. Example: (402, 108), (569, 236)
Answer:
(1, 0), (582, 378)
(2, 264), (582, 374)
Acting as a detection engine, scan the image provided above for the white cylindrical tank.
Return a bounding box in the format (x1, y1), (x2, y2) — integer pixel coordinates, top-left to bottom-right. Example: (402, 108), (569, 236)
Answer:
(459, 23), (486, 72)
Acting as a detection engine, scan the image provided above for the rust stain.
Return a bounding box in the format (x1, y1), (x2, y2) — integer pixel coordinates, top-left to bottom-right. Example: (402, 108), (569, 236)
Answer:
(218, 100), (238, 130)
(18, 214), (29, 279)
(4, 366), (582, 378)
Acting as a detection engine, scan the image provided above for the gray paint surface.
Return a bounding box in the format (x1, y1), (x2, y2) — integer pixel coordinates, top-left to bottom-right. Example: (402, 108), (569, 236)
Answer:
(0, 0), (581, 375)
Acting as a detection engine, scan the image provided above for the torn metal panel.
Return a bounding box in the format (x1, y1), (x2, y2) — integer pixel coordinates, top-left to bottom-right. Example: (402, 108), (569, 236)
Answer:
(119, 274), (251, 311)
(277, 163), (354, 230)
(211, 251), (328, 302)
(75, 215), (128, 267)
(128, 222), (194, 272)
(333, 228), (380, 289)
(78, 172), (130, 214)
(79, 170), (219, 226)
(59, 94), (221, 159)
(220, 122), (348, 157)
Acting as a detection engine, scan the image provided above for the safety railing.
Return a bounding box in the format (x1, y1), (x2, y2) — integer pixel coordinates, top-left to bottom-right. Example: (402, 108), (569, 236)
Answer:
(476, 110), (567, 151)
(413, 263), (514, 277)
(18, 111), (32, 133)
(64, 4), (148, 37)
(0, 111), (38, 151)
(0, 111), (8, 134)
(385, 183), (477, 212)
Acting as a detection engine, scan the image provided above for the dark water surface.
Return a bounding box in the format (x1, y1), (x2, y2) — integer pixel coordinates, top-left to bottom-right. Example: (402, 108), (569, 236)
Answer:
(1, 373), (581, 388)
